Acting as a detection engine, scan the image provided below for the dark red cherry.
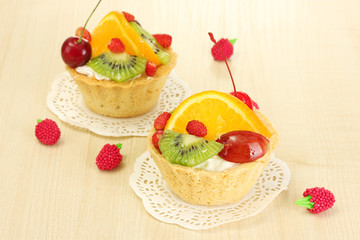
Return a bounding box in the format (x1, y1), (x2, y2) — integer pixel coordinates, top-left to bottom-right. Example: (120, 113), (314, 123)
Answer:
(216, 130), (269, 163)
(230, 91), (253, 110)
(61, 37), (91, 68)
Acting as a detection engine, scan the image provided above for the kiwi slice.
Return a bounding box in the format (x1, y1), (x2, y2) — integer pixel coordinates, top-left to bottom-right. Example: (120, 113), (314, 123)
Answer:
(129, 22), (170, 65)
(87, 51), (147, 82)
(158, 130), (224, 167)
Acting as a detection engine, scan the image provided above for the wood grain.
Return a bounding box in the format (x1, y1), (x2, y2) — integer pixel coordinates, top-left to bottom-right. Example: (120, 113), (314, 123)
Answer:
(0, 0), (359, 239)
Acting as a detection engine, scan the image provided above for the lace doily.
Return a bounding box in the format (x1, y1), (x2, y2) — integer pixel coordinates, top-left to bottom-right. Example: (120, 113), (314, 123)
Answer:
(47, 71), (191, 137)
(130, 152), (290, 230)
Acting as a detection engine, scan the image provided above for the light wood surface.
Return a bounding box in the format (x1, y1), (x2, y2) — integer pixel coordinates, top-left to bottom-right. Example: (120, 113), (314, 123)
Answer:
(1, 0), (359, 239)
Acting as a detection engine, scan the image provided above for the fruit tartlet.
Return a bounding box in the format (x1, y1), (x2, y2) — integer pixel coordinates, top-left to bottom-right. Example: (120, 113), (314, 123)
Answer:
(147, 33), (279, 205)
(61, 7), (177, 117)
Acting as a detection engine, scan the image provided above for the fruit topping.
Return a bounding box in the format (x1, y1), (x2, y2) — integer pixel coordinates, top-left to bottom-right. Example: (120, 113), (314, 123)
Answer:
(61, 37), (92, 68)
(35, 118), (61, 145)
(296, 187), (335, 214)
(152, 130), (164, 151)
(154, 112), (171, 130)
(146, 61), (157, 76)
(61, 0), (101, 67)
(211, 38), (236, 61)
(230, 91), (254, 110)
(216, 131), (269, 163)
(165, 90), (271, 140)
(209, 33), (259, 111)
(158, 130), (224, 167)
(153, 34), (172, 48)
(122, 11), (135, 22)
(129, 22), (170, 65)
(75, 27), (92, 42)
(186, 120), (207, 137)
(90, 11), (161, 66)
(252, 100), (259, 110)
(87, 51), (146, 82)
(96, 143), (123, 170)
(108, 38), (125, 53)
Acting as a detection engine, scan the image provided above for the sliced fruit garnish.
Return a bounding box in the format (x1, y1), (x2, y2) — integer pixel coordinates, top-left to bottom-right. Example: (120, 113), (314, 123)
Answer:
(90, 11), (161, 65)
(165, 91), (272, 140)
(87, 51), (146, 82)
(158, 130), (224, 167)
(129, 22), (170, 65)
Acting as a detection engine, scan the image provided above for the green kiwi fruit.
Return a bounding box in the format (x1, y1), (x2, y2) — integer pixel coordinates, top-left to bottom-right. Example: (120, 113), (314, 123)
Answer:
(129, 22), (170, 65)
(158, 130), (224, 167)
(87, 51), (147, 82)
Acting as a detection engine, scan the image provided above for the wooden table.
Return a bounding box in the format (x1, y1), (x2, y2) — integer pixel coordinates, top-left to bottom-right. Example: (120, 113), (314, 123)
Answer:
(1, 0), (359, 239)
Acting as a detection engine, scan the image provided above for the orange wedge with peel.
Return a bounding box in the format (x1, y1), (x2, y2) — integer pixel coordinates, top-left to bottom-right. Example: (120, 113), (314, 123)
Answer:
(90, 11), (161, 66)
(165, 91), (272, 140)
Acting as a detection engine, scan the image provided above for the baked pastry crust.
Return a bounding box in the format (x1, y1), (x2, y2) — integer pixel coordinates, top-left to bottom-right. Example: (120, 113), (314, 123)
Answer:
(66, 48), (177, 118)
(147, 110), (278, 205)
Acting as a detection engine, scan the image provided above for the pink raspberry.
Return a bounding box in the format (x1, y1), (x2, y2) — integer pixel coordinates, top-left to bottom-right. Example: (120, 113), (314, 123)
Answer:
(296, 187), (335, 214)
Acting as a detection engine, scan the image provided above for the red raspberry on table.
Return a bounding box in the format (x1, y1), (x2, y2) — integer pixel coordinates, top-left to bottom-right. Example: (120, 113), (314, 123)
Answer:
(122, 11), (135, 22)
(35, 118), (61, 145)
(154, 112), (171, 130)
(296, 187), (335, 214)
(75, 27), (92, 42)
(96, 143), (123, 170)
(108, 38), (125, 53)
(152, 130), (164, 151)
(230, 91), (254, 110)
(211, 38), (236, 61)
(186, 120), (207, 137)
(153, 34), (172, 48)
(146, 61), (157, 76)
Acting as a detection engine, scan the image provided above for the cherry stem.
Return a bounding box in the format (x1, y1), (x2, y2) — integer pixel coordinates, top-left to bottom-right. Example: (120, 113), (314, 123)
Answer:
(208, 32), (237, 95)
(77, 0), (102, 44)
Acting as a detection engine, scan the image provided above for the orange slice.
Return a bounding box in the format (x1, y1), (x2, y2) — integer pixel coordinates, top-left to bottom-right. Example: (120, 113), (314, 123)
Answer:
(90, 11), (161, 65)
(165, 91), (272, 140)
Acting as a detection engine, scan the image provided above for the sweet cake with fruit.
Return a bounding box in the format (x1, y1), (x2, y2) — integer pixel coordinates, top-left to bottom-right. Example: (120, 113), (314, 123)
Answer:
(146, 33), (278, 205)
(61, 3), (177, 117)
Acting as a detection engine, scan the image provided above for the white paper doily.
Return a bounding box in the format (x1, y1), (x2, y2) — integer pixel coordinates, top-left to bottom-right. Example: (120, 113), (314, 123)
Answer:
(130, 151), (290, 230)
(47, 71), (191, 137)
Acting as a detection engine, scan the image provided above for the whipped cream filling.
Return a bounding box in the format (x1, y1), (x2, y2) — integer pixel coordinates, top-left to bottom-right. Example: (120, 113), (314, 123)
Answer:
(75, 65), (111, 80)
(194, 155), (239, 172)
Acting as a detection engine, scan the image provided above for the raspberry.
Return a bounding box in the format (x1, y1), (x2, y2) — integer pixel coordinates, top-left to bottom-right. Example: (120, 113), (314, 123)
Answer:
(122, 11), (135, 22)
(230, 91), (254, 110)
(154, 112), (171, 130)
(96, 143), (123, 170)
(211, 38), (235, 61)
(146, 61), (157, 76)
(186, 120), (207, 137)
(108, 38), (125, 53)
(152, 130), (164, 151)
(153, 34), (172, 48)
(75, 27), (92, 42)
(35, 119), (61, 145)
(296, 187), (335, 214)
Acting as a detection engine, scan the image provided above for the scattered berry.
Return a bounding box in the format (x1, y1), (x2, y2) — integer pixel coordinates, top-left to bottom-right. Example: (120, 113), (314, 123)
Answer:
(35, 119), (61, 145)
(123, 11), (135, 22)
(230, 91), (254, 110)
(75, 27), (92, 42)
(96, 143), (123, 170)
(186, 120), (207, 137)
(296, 187), (335, 214)
(211, 38), (236, 61)
(153, 34), (172, 48)
(108, 38), (125, 53)
(152, 130), (164, 151)
(146, 61), (157, 76)
(154, 112), (171, 130)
